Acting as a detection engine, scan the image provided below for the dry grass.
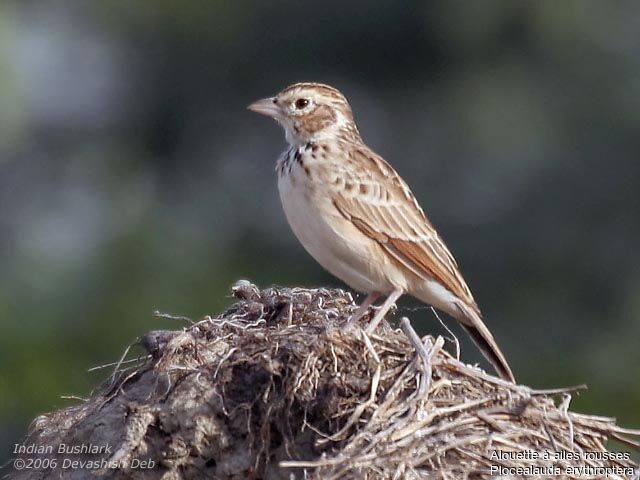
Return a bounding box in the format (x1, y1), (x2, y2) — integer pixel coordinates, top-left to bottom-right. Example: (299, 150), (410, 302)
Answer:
(13, 281), (640, 480)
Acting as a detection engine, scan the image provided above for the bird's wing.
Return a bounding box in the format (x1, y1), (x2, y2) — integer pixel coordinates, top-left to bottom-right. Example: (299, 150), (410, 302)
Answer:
(329, 146), (477, 310)
(329, 145), (516, 382)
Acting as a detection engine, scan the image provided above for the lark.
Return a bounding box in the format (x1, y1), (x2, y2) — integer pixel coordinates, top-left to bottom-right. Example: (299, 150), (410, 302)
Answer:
(248, 82), (515, 382)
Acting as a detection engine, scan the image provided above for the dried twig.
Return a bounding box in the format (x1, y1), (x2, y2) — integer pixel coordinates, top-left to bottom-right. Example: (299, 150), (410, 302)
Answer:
(13, 282), (640, 480)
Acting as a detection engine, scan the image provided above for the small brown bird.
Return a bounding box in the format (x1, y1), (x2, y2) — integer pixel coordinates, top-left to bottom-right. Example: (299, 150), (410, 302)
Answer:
(248, 82), (515, 382)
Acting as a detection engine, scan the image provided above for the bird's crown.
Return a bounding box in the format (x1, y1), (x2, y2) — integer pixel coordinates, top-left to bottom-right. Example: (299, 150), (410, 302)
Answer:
(248, 82), (360, 146)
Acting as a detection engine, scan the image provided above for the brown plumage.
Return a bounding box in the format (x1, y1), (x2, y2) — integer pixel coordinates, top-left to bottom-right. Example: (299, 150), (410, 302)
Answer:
(248, 82), (515, 382)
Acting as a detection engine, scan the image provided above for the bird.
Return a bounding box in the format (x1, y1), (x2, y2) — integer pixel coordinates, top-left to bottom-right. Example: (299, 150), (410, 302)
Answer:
(248, 82), (515, 383)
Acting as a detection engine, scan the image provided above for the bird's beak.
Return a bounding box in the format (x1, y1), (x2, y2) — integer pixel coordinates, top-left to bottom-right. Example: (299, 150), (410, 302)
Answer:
(247, 97), (281, 118)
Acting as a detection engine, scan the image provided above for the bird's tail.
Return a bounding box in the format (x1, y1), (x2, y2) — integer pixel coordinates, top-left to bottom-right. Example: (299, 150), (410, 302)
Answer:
(453, 301), (515, 383)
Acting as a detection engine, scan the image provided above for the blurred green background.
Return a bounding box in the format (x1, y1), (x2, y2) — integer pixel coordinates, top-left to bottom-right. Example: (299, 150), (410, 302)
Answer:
(1, 0), (639, 464)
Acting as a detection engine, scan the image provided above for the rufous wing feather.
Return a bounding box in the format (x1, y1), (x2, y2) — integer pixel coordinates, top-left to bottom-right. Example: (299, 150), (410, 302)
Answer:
(331, 146), (515, 382)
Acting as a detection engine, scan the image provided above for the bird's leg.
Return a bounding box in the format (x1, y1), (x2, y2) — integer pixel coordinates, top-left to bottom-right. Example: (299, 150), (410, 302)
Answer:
(346, 291), (381, 326)
(366, 288), (404, 333)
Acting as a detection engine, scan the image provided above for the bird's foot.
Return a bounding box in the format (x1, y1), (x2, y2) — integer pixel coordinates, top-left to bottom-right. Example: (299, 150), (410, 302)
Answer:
(345, 291), (381, 327)
(365, 288), (404, 333)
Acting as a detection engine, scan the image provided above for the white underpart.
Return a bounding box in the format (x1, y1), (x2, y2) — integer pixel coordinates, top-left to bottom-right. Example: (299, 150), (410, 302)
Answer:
(278, 150), (400, 294)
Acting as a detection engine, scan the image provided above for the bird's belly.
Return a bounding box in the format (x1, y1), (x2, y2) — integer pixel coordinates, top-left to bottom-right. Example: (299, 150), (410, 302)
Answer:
(278, 169), (406, 294)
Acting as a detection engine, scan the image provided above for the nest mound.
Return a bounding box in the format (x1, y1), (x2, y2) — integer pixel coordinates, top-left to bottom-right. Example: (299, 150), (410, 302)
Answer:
(12, 282), (639, 480)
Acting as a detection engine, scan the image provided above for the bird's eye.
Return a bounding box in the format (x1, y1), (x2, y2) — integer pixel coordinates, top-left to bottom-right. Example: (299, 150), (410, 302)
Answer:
(294, 98), (309, 110)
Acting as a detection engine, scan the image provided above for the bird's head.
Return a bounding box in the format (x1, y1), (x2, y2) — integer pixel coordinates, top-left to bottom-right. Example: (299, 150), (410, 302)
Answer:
(248, 82), (360, 146)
